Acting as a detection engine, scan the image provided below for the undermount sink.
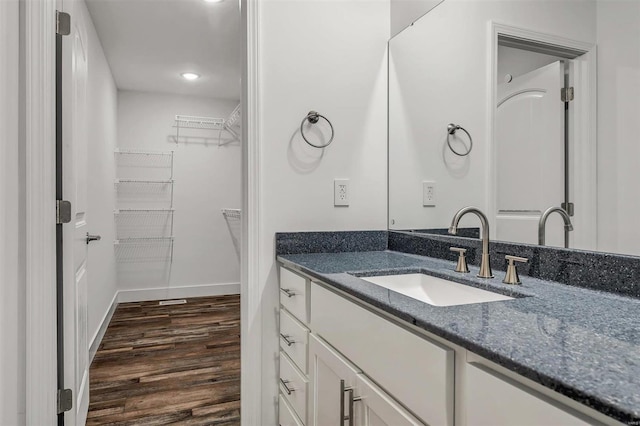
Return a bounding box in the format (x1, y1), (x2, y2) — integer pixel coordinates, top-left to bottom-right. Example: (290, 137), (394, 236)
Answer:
(359, 273), (514, 307)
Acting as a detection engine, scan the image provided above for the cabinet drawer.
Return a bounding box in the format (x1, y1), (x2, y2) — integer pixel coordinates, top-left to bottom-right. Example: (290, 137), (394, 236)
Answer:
(280, 308), (309, 374)
(465, 363), (593, 426)
(280, 351), (308, 423)
(311, 283), (454, 426)
(279, 394), (304, 426)
(280, 267), (309, 324)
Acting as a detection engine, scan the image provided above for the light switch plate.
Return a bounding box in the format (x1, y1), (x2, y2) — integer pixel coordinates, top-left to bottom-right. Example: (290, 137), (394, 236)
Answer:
(334, 179), (349, 206)
(423, 181), (436, 207)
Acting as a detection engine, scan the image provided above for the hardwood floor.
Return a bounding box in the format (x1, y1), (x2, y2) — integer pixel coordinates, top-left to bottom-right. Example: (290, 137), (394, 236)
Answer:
(87, 295), (240, 425)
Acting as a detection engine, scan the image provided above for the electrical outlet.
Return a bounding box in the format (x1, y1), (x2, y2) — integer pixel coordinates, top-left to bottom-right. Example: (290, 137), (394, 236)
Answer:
(334, 179), (349, 206)
(423, 181), (436, 207)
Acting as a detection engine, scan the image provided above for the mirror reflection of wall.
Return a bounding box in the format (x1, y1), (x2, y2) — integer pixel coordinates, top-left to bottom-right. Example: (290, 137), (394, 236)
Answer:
(388, 0), (640, 257)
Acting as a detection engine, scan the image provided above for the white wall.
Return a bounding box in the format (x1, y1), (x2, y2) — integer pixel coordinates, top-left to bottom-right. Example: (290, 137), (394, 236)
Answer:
(1, 1), (24, 423)
(117, 91), (241, 293)
(390, 0), (442, 38)
(596, 0), (640, 255)
(73, 0), (120, 349)
(257, 0), (389, 422)
(388, 0), (596, 232)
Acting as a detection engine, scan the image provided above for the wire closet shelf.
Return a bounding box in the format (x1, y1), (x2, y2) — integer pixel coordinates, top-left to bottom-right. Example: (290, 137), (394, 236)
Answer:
(173, 103), (241, 146)
(221, 208), (241, 220)
(114, 149), (175, 264)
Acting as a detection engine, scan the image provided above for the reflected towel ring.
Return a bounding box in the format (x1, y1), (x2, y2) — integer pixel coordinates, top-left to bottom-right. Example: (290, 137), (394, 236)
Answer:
(301, 111), (335, 148)
(447, 123), (473, 156)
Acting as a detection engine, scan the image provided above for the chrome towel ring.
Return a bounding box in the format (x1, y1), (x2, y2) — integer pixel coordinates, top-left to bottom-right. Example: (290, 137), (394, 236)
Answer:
(447, 123), (473, 156)
(301, 111), (335, 148)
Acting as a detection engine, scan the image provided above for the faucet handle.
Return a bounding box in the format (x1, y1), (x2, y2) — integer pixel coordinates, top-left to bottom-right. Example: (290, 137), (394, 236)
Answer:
(503, 255), (528, 285)
(450, 247), (470, 273)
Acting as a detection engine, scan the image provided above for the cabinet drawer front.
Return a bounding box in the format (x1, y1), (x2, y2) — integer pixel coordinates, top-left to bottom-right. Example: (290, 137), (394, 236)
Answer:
(280, 351), (308, 423)
(465, 363), (593, 426)
(280, 308), (309, 373)
(280, 267), (309, 323)
(311, 283), (454, 426)
(279, 394), (304, 426)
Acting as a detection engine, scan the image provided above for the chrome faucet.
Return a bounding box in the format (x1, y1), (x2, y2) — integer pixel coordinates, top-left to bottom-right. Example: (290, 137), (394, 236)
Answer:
(449, 207), (493, 278)
(538, 207), (573, 246)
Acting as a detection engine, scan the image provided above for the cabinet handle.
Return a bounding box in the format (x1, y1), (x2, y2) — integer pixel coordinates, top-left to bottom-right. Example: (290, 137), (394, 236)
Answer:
(340, 379), (347, 426)
(280, 378), (295, 395)
(348, 388), (362, 426)
(340, 380), (361, 426)
(280, 333), (295, 346)
(280, 288), (296, 298)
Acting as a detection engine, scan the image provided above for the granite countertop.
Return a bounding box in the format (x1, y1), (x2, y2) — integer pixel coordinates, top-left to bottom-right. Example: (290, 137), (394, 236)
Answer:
(277, 250), (640, 423)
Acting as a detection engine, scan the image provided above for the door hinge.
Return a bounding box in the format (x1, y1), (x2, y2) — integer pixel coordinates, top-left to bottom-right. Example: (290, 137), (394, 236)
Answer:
(56, 11), (71, 36)
(56, 200), (72, 224)
(561, 87), (574, 102)
(561, 202), (575, 217)
(57, 388), (73, 414)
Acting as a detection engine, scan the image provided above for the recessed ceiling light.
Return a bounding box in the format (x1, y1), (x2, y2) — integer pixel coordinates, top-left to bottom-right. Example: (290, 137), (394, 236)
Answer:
(203, 0), (224, 3)
(181, 72), (200, 81)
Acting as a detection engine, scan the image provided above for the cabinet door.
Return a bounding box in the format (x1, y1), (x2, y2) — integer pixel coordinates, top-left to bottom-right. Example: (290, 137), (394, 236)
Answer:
(356, 374), (425, 426)
(309, 334), (361, 426)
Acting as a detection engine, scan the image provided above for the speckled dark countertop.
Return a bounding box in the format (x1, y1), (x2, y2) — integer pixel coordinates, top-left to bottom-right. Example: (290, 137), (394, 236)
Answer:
(277, 250), (640, 423)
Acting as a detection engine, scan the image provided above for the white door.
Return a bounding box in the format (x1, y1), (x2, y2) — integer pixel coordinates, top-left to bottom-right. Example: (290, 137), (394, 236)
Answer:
(356, 374), (424, 426)
(496, 61), (566, 247)
(309, 334), (361, 426)
(61, 6), (91, 423)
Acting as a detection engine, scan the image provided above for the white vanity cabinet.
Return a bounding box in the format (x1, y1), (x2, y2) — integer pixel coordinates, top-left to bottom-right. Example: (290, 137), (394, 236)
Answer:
(278, 265), (614, 426)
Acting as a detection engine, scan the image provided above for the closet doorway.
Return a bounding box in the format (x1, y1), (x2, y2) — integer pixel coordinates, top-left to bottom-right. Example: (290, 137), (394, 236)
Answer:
(56, 0), (242, 423)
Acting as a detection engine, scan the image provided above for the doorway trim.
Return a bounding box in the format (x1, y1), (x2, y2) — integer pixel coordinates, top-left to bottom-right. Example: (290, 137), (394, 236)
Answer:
(241, 0), (263, 423)
(488, 22), (597, 250)
(1, 0), (22, 423)
(24, 0), (58, 423)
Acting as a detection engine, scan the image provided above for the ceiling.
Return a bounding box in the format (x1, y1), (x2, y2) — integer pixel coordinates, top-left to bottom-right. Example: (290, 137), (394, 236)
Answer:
(86, 0), (241, 100)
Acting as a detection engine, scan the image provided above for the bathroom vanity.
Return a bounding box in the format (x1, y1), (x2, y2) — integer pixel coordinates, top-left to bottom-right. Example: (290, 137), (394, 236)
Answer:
(275, 232), (640, 426)
(275, 0), (640, 424)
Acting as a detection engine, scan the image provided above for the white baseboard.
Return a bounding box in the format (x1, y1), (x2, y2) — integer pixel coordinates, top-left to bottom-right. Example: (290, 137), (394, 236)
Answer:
(116, 282), (241, 303)
(89, 291), (118, 364)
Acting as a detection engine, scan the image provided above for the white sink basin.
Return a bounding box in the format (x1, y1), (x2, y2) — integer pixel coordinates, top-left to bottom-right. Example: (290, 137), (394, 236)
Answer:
(360, 273), (514, 307)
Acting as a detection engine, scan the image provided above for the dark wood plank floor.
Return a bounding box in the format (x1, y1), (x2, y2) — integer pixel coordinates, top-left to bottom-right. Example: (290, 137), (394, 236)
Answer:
(87, 295), (240, 425)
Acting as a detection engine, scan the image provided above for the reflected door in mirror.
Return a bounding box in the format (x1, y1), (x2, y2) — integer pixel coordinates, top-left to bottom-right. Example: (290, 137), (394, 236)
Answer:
(496, 60), (565, 247)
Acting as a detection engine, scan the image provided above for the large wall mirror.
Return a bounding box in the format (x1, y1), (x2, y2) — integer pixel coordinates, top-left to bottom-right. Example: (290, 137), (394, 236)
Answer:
(389, 0), (640, 257)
